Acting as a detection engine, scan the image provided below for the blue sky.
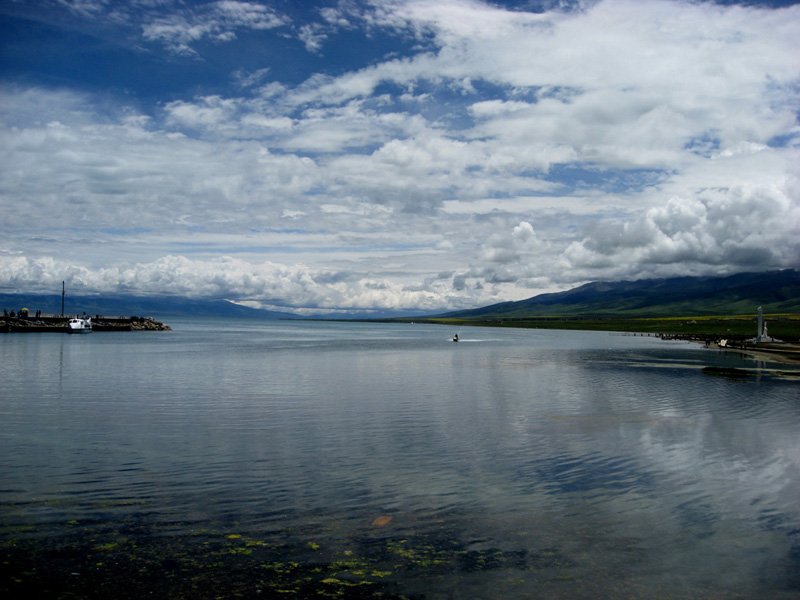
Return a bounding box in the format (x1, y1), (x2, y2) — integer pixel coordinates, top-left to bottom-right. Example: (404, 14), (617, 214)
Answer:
(1, 0), (799, 314)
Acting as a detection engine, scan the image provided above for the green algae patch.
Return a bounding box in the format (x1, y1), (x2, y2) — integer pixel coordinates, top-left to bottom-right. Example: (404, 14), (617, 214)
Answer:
(93, 499), (148, 508)
(701, 366), (751, 379)
(386, 539), (451, 569)
(93, 541), (120, 551)
(0, 518), (549, 599)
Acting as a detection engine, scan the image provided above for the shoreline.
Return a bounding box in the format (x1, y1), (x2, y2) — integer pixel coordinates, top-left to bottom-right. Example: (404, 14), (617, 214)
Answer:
(414, 317), (800, 367)
(0, 315), (171, 332)
(397, 315), (800, 341)
(707, 341), (800, 365)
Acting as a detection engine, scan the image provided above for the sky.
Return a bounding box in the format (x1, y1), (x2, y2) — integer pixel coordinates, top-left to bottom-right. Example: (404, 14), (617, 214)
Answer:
(1, 0), (799, 315)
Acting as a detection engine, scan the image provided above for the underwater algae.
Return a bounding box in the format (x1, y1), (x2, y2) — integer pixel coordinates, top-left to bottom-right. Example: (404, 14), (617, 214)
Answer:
(0, 514), (581, 600)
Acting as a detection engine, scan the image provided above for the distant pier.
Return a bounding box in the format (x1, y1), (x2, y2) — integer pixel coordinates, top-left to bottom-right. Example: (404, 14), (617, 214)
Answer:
(1, 314), (171, 333)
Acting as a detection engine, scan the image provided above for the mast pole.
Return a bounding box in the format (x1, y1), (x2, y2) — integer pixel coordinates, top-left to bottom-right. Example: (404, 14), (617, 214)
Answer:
(62, 281), (65, 316)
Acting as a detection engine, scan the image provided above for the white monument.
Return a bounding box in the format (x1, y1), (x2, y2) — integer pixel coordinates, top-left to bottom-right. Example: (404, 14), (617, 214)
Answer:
(753, 306), (778, 343)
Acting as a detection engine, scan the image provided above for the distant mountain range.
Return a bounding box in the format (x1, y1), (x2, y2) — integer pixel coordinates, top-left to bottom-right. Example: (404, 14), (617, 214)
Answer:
(0, 293), (300, 320)
(0, 293), (420, 320)
(2, 269), (798, 321)
(435, 269), (800, 319)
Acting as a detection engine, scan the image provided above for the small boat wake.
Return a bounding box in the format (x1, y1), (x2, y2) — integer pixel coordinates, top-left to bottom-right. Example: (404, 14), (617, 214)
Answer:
(452, 331), (502, 343)
(450, 336), (497, 343)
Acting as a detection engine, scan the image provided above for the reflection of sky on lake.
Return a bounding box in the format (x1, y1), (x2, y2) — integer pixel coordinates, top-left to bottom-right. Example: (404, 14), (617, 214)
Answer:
(1, 321), (799, 598)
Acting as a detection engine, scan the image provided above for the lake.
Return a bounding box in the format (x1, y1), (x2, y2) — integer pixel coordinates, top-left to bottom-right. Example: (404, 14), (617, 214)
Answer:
(1, 320), (799, 599)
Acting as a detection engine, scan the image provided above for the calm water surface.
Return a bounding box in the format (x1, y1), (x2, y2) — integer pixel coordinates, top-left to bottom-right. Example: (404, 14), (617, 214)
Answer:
(1, 320), (799, 599)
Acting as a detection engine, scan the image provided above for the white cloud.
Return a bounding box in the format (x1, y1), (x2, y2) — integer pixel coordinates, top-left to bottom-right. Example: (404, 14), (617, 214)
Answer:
(55, 0), (110, 17)
(298, 23), (328, 53)
(366, 0), (551, 42)
(2, 0), (800, 311)
(141, 0), (288, 55)
(270, 0), (799, 178)
(481, 221), (544, 264)
(563, 175), (800, 278)
(165, 96), (239, 131)
(0, 254), (458, 312)
(0, 88), (323, 230)
(233, 67), (272, 89)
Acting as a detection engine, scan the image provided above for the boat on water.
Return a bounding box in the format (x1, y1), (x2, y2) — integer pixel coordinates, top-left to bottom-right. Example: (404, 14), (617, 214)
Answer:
(67, 317), (92, 334)
(453, 333), (459, 342)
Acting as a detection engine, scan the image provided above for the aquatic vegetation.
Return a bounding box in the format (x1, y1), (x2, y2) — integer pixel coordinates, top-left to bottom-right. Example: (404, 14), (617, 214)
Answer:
(458, 548), (527, 572)
(93, 541), (120, 551)
(93, 499), (148, 508)
(0, 515), (577, 599)
(0, 502), (643, 599)
(701, 366), (751, 378)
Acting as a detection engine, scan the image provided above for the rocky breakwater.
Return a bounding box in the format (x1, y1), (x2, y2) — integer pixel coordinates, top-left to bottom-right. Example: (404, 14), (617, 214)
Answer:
(0, 315), (171, 333)
(109, 316), (172, 331)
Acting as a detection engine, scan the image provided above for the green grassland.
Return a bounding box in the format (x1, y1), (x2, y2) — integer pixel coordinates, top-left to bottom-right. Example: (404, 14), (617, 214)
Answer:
(403, 314), (800, 341)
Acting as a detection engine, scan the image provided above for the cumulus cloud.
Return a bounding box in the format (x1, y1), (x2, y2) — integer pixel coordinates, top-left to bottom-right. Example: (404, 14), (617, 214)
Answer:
(0, 254), (457, 313)
(293, 0), (799, 163)
(1, 0), (799, 311)
(482, 221), (544, 264)
(564, 178), (800, 278)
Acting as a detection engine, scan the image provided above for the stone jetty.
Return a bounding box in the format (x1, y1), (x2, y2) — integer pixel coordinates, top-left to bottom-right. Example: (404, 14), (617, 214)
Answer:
(0, 314), (171, 333)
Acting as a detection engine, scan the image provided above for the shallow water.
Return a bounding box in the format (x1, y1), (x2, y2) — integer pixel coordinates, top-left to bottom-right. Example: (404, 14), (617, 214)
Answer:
(1, 320), (799, 598)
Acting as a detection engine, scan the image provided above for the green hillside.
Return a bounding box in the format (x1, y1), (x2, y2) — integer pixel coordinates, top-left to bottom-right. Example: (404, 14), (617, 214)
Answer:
(437, 269), (800, 319)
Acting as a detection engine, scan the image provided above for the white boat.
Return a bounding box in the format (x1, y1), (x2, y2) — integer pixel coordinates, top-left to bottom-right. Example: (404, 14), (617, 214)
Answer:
(67, 317), (92, 334)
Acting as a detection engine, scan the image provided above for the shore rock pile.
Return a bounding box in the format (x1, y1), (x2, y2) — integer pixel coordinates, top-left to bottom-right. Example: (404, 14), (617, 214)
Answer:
(129, 317), (172, 331)
(0, 318), (58, 329)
